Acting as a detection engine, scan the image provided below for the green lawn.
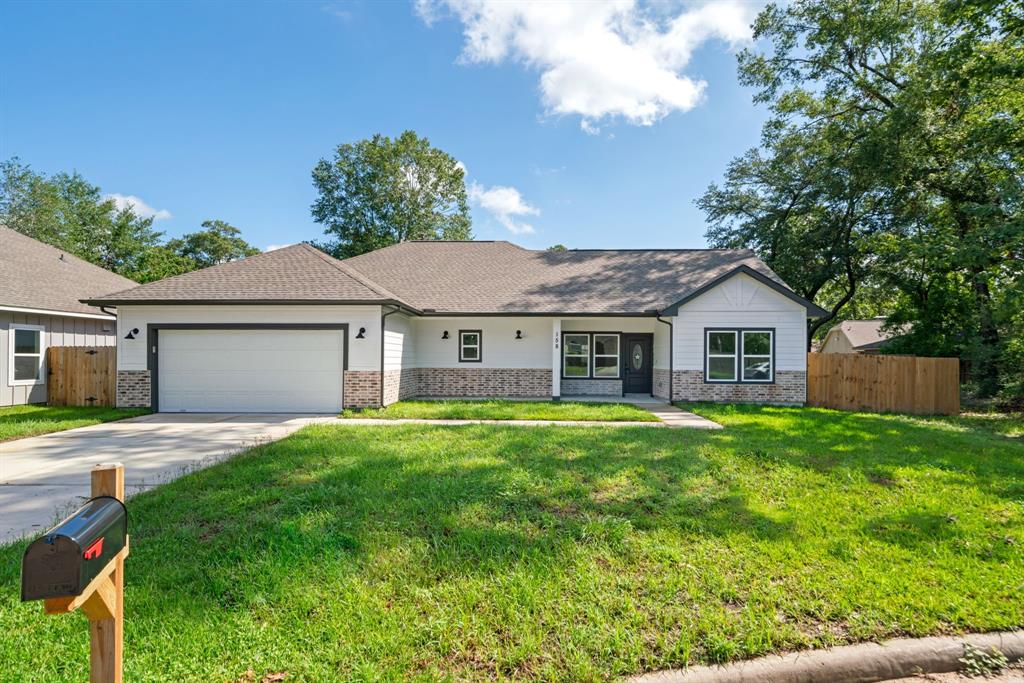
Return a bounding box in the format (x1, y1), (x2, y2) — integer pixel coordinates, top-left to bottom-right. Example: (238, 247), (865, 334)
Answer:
(0, 405), (150, 442)
(1, 405), (1022, 681)
(341, 398), (660, 421)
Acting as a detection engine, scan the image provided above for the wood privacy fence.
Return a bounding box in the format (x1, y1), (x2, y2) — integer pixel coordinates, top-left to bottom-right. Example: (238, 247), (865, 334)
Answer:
(807, 353), (960, 415)
(46, 346), (117, 407)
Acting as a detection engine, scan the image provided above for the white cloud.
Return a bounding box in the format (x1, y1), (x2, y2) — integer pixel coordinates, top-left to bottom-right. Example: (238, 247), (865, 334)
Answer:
(264, 243), (296, 252)
(104, 193), (172, 221)
(468, 181), (539, 235)
(416, 0), (758, 130)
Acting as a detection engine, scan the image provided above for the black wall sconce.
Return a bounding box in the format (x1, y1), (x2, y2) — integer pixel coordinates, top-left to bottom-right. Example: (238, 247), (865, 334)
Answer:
(441, 330), (449, 340)
(356, 327), (366, 339)
(515, 330), (523, 339)
(124, 328), (139, 340)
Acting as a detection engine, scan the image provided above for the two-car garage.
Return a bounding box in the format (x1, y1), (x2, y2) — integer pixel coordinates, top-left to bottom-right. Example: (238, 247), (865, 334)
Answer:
(156, 327), (345, 413)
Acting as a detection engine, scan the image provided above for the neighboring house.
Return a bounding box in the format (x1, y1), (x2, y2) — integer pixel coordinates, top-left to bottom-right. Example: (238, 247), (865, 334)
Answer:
(819, 317), (905, 354)
(1, 226), (137, 406)
(84, 241), (828, 413)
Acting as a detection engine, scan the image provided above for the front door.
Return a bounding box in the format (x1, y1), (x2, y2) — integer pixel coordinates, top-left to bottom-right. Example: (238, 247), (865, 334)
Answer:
(623, 334), (653, 394)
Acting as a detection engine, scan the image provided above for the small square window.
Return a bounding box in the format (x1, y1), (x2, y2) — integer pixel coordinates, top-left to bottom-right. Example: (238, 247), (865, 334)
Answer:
(9, 325), (45, 385)
(459, 330), (482, 363)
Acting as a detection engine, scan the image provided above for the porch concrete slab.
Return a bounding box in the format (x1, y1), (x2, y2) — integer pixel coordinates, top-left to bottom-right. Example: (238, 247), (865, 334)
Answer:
(640, 404), (723, 429)
(0, 413), (332, 545)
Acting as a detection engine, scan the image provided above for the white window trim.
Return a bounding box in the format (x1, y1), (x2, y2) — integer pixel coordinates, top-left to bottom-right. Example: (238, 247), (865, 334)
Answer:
(562, 333), (590, 378)
(9, 324), (47, 386)
(593, 334), (621, 379)
(705, 330), (738, 383)
(741, 330), (774, 383)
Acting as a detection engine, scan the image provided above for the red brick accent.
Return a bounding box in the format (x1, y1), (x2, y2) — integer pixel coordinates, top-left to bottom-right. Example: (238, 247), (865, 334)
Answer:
(344, 370), (381, 409)
(416, 368), (551, 398)
(653, 368), (671, 400)
(116, 370), (151, 408)
(671, 370), (805, 404)
(382, 369), (418, 406)
(561, 378), (621, 396)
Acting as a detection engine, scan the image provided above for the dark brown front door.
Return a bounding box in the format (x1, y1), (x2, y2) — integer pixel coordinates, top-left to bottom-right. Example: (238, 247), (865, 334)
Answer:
(623, 335), (653, 394)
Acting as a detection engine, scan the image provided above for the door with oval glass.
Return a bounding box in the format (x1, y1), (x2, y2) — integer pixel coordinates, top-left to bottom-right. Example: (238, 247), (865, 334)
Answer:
(623, 334), (653, 394)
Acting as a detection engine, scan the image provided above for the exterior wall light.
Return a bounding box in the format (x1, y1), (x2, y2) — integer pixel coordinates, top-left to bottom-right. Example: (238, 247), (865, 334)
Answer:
(515, 330), (523, 339)
(441, 330), (449, 340)
(124, 328), (139, 340)
(356, 327), (366, 339)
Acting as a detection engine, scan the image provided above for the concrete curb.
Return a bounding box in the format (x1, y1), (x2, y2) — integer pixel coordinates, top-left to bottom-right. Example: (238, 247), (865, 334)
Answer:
(628, 631), (1024, 683)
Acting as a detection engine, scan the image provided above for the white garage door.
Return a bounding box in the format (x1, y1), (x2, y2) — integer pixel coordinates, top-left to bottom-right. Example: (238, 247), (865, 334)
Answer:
(158, 329), (344, 413)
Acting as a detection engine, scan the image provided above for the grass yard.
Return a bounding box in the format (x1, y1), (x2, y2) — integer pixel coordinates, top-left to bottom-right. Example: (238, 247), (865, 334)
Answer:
(0, 404), (149, 442)
(1, 405), (1022, 681)
(341, 398), (660, 422)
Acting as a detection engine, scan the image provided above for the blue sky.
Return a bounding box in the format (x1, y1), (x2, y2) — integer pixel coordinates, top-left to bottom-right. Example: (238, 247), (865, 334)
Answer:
(1, 1), (769, 252)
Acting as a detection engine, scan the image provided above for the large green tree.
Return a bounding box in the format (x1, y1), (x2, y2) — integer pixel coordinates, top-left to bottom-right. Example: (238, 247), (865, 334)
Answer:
(166, 219), (260, 269)
(701, 0), (1023, 400)
(310, 131), (472, 258)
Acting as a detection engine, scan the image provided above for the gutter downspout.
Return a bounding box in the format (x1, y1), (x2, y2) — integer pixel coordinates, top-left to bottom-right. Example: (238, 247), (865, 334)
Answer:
(99, 306), (116, 317)
(379, 305), (403, 408)
(656, 314), (673, 404)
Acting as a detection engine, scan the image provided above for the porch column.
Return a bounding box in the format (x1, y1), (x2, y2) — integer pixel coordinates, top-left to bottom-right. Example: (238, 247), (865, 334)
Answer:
(551, 318), (561, 399)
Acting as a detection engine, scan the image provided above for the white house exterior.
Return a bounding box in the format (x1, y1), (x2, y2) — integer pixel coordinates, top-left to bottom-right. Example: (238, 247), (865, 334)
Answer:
(86, 241), (826, 412)
(1, 226), (135, 406)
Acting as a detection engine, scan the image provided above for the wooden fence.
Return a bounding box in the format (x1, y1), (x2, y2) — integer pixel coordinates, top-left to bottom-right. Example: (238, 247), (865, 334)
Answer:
(807, 353), (960, 415)
(46, 346), (117, 407)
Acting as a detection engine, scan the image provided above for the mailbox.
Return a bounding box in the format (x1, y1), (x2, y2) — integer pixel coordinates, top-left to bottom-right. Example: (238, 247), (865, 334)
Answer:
(21, 496), (127, 602)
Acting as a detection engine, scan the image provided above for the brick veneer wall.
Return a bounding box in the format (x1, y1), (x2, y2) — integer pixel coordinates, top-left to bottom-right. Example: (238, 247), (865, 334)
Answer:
(382, 369), (418, 406)
(561, 378), (622, 396)
(416, 368), (551, 398)
(344, 370), (381, 409)
(653, 369), (670, 400)
(671, 370), (806, 404)
(116, 370), (151, 408)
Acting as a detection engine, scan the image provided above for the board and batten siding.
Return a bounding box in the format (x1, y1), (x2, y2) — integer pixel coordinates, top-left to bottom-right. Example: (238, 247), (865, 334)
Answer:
(412, 317), (551, 369)
(672, 273), (808, 372)
(115, 305), (383, 372)
(1, 310), (117, 406)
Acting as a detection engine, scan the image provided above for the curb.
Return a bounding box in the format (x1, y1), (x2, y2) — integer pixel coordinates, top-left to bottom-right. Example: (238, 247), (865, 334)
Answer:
(628, 631), (1024, 683)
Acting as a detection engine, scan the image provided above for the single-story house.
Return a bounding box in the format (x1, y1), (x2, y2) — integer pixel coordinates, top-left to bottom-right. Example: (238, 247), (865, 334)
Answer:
(819, 317), (905, 354)
(83, 241), (827, 412)
(1, 225), (136, 406)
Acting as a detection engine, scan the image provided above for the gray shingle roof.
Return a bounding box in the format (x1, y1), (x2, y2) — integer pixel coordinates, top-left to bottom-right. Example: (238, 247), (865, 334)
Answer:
(86, 239), (820, 315)
(342, 241), (794, 314)
(836, 318), (908, 349)
(85, 243), (400, 305)
(0, 225), (137, 316)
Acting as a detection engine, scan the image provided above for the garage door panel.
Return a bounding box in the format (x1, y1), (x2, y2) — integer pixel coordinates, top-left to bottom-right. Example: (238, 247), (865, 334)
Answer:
(158, 329), (344, 413)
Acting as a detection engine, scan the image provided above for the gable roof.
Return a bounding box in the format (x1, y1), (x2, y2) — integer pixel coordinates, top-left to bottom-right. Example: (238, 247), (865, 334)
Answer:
(85, 239), (825, 317)
(0, 225), (137, 317)
(830, 318), (907, 350)
(343, 241), (826, 315)
(84, 243), (403, 306)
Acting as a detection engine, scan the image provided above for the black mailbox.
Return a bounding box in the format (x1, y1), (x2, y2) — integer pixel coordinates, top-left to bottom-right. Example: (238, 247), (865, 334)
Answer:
(21, 496), (127, 602)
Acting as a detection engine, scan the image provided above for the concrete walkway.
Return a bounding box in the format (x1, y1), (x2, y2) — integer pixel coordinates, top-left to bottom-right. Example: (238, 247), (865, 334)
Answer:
(640, 404), (723, 429)
(337, 418), (667, 428)
(0, 413), (332, 544)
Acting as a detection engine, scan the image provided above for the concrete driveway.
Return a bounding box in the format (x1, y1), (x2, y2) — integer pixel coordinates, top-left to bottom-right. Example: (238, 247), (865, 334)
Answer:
(0, 413), (333, 545)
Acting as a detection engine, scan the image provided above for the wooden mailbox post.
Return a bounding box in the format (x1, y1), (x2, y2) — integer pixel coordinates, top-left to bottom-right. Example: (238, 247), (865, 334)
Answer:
(23, 463), (128, 683)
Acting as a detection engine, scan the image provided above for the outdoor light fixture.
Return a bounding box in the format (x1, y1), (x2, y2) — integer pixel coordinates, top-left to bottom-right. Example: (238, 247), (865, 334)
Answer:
(515, 330), (523, 339)
(441, 330), (449, 340)
(356, 327), (366, 339)
(124, 328), (139, 340)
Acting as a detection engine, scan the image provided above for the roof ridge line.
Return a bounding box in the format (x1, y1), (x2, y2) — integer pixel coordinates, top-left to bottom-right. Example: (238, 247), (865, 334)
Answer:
(299, 243), (409, 305)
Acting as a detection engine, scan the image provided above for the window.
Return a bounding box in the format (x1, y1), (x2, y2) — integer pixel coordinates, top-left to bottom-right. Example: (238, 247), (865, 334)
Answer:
(563, 334), (590, 377)
(459, 330), (481, 362)
(706, 331), (737, 382)
(9, 324), (45, 385)
(742, 331), (773, 381)
(705, 329), (774, 383)
(593, 334), (620, 377)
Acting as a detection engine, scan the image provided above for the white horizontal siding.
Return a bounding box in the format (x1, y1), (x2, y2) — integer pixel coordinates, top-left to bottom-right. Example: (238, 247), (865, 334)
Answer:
(116, 305), (382, 372)
(413, 317), (551, 368)
(673, 273), (807, 371)
(383, 312), (415, 371)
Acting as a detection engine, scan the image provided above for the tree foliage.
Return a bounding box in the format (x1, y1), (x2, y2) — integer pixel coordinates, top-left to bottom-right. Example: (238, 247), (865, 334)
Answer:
(1, 158), (261, 285)
(700, 0), (1023, 401)
(310, 130), (472, 258)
